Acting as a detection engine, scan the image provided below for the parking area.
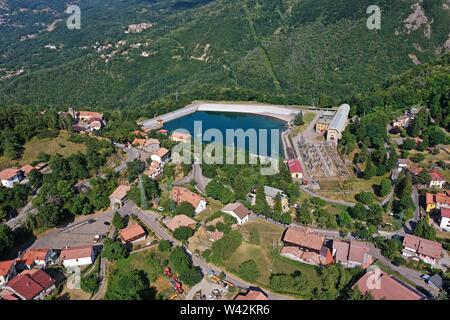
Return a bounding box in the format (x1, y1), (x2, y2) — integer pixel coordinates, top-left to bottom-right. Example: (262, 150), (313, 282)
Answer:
(32, 212), (113, 249)
(186, 278), (230, 300)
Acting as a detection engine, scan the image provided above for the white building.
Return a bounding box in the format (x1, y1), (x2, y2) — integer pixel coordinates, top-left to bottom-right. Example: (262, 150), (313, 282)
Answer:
(326, 104), (350, 145)
(0, 260), (16, 287)
(0, 168), (24, 188)
(59, 245), (95, 268)
(440, 208), (450, 232)
(221, 202), (252, 225)
(151, 147), (171, 164)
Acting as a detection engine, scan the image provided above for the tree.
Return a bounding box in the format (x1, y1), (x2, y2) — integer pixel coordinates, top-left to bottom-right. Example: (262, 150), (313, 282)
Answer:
(348, 204), (368, 220)
(416, 171), (431, 186)
(378, 178), (392, 197)
(205, 180), (235, 204)
(296, 200), (312, 225)
(0, 225), (14, 257)
(254, 187), (270, 215)
(106, 269), (148, 300)
(28, 170), (43, 189)
(363, 160), (377, 179)
(336, 211), (353, 228)
(401, 138), (416, 150)
(158, 240), (172, 252)
(174, 202), (195, 217)
(102, 238), (127, 260)
(414, 217), (436, 240)
(173, 226), (194, 241)
(126, 160), (146, 182)
(238, 260), (260, 282)
(81, 273), (100, 294)
(112, 211), (126, 229)
(294, 112), (304, 126)
(179, 267), (202, 286)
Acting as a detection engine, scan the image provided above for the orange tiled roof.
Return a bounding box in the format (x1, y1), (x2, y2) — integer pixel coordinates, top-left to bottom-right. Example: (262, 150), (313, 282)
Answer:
(282, 226), (324, 251)
(0, 260), (15, 277)
(0, 168), (21, 180)
(20, 249), (50, 267)
(355, 270), (425, 300)
(171, 186), (204, 208)
(403, 234), (442, 259)
(60, 245), (93, 261)
(110, 185), (131, 200)
(166, 214), (197, 232)
(119, 224), (146, 242)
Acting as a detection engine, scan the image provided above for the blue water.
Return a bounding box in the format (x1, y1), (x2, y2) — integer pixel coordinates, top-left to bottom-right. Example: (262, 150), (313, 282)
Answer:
(163, 111), (287, 156)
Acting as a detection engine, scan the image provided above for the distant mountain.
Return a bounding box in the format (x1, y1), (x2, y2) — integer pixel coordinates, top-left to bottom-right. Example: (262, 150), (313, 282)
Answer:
(0, 0), (449, 109)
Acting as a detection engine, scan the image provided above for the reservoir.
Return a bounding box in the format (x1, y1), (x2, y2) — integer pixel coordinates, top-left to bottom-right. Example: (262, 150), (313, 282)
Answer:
(162, 111), (288, 156)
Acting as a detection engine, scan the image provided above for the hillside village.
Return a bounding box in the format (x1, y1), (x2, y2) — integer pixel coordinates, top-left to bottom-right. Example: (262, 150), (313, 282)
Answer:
(0, 92), (449, 301)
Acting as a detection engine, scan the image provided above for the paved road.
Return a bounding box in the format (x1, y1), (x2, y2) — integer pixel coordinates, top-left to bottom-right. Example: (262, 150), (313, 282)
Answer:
(299, 185), (355, 208)
(368, 244), (439, 297)
(122, 202), (292, 300)
(193, 163), (211, 194)
(4, 143), (138, 231)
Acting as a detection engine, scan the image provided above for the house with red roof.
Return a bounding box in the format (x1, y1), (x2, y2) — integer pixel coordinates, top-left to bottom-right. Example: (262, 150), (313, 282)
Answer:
(0, 260), (17, 286)
(425, 191), (450, 212)
(151, 147), (171, 164)
(234, 289), (269, 300)
(5, 269), (55, 300)
(332, 240), (373, 269)
(281, 226), (333, 266)
(402, 234), (442, 266)
(132, 138), (160, 153)
(171, 186), (207, 214)
(439, 207), (450, 232)
(19, 248), (53, 269)
(354, 270), (426, 300)
(429, 170), (446, 189)
(0, 168), (24, 188)
(287, 159), (303, 180)
(59, 245), (95, 268)
(119, 224), (146, 244)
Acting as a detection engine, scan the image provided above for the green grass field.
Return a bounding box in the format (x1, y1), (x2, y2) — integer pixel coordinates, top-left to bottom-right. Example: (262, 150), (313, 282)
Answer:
(0, 131), (86, 170)
(221, 219), (322, 296)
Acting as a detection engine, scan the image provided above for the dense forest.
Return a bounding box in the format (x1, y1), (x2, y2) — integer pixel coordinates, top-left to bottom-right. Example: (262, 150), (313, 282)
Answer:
(0, 0), (449, 109)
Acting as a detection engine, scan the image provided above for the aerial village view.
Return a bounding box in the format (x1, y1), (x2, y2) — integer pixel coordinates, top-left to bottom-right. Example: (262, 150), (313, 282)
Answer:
(0, 0), (449, 310)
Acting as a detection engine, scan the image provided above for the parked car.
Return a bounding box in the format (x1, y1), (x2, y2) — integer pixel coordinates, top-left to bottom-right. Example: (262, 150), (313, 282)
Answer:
(93, 234), (103, 243)
(88, 219), (96, 224)
(104, 221), (111, 226)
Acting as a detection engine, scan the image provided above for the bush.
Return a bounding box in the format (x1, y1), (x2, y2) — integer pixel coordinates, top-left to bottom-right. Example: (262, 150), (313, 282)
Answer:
(102, 238), (127, 260)
(81, 273), (100, 294)
(355, 192), (376, 205)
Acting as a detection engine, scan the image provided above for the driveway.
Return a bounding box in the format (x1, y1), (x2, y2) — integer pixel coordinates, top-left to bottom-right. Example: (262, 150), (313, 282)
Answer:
(32, 211), (113, 249)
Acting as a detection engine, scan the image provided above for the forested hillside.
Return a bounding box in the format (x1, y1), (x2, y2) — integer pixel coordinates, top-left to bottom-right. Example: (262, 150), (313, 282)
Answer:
(0, 0), (449, 109)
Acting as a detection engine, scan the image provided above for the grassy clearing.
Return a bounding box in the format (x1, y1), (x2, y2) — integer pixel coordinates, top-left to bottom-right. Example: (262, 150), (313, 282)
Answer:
(221, 219), (322, 295)
(0, 131), (86, 170)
